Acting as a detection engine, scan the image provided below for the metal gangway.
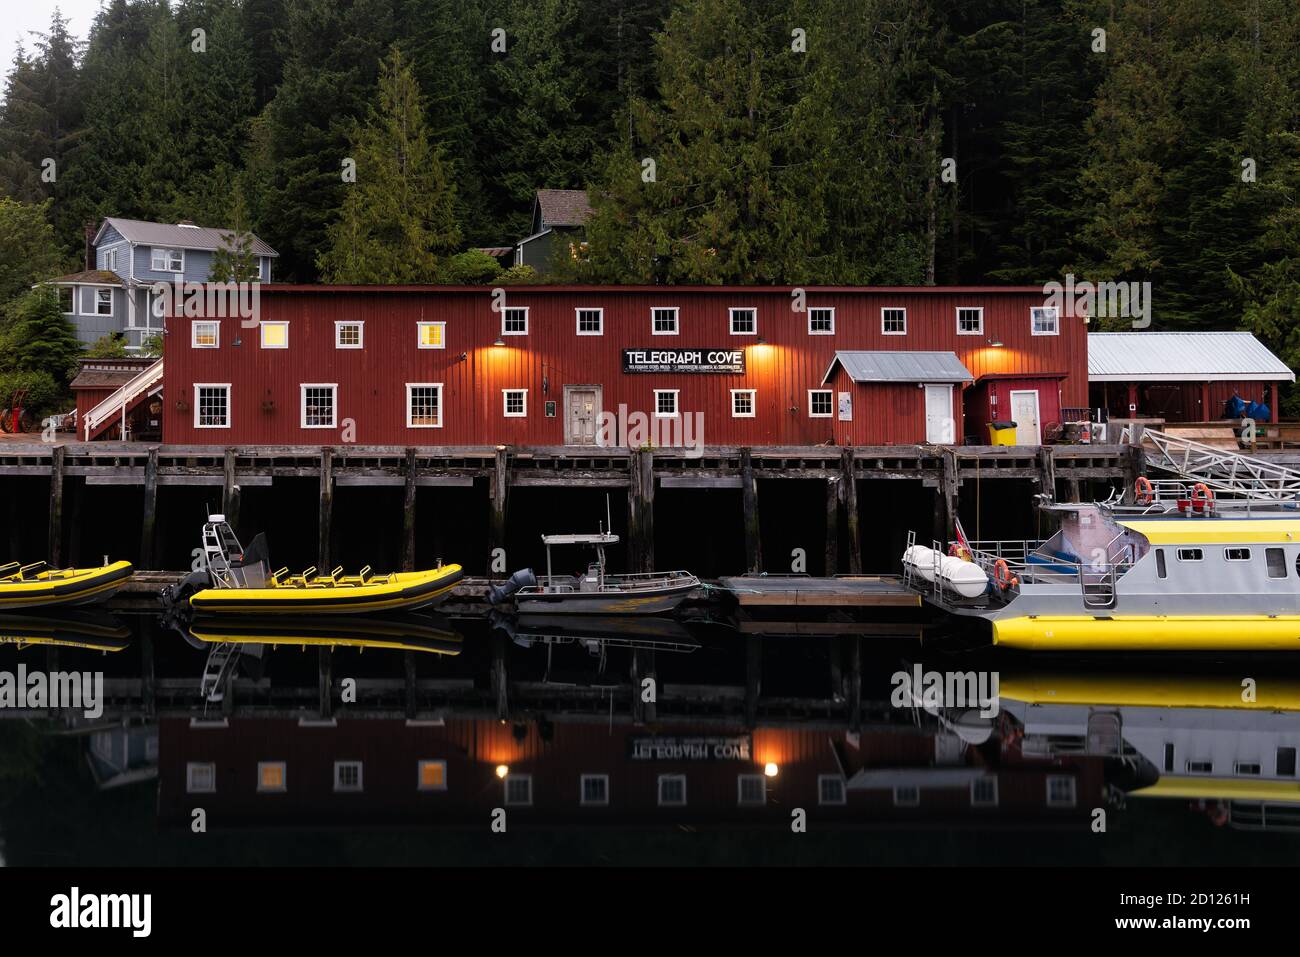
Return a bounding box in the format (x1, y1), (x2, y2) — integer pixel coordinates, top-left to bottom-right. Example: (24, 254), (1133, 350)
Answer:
(1126, 426), (1300, 502)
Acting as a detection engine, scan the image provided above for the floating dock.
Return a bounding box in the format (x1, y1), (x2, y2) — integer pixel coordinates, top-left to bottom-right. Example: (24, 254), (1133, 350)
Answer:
(718, 574), (920, 608)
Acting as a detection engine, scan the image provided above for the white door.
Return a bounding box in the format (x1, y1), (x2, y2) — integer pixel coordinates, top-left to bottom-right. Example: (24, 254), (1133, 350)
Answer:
(1010, 390), (1041, 445)
(924, 385), (954, 444)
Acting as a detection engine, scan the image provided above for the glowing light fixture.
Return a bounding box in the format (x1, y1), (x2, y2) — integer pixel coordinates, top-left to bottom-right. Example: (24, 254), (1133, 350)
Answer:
(764, 762), (779, 778)
(493, 337), (506, 347)
(987, 337), (1004, 348)
(495, 764), (509, 779)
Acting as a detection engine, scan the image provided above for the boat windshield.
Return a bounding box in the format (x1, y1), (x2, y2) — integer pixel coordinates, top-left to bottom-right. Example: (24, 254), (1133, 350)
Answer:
(1030, 505), (1148, 571)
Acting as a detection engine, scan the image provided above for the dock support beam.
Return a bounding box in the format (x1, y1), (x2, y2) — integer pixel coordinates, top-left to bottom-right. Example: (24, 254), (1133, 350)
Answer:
(741, 448), (762, 573)
(402, 448), (418, 572)
(222, 448), (240, 530)
(934, 450), (958, 545)
(491, 628), (508, 720)
(490, 447), (509, 572)
(1123, 444), (1145, 504)
(318, 647), (333, 719)
(824, 476), (839, 575)
(840, 448), (862, 574)
(404, 651), (418, 720)
(47, 445), (65, 565)
(628, 449), (655, 573)
(1037, 446), (1057, 501)
(140, 447), (158, 568)
(318, 447), (334, 572)
(847, 634), (861, 732)
(744, 637), (762, 729)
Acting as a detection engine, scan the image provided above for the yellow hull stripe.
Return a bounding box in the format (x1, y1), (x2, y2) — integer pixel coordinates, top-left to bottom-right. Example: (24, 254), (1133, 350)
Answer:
(1118, 517), (1300, 545)
(998, 673), (1300, 710)
(1131, 778), (1300, 802)
(993, 615), (1300, 651)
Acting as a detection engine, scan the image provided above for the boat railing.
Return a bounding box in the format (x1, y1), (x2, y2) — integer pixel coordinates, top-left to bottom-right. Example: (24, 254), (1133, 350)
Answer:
(530, 569), (699, 594)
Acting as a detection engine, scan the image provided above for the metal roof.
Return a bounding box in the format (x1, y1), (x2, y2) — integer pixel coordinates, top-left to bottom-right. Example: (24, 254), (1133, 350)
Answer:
(96, 217), (279, 257)
(822, 351), (973, 385)
(1089, 332), (1294, 383)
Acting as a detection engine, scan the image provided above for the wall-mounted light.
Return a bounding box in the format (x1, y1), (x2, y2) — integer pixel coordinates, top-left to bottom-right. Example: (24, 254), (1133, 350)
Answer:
(987, 337), (1004, 348)
(764, 762), (779, 778)
(495, 764), (509, 779)
(493, 337), (505, 347)
(458, 351), (467, 362)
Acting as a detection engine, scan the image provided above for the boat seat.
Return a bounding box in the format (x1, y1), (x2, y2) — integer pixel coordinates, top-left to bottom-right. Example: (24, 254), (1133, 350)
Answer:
(359, 565), (371, 583)
(0, 561), (19, 580)
(19, 560), (49, 580)
(271, 566), (290, 584)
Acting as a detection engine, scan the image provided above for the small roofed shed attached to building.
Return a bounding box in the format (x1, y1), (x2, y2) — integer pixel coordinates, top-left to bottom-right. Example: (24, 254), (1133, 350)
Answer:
(822, 351), (974, 445)
(1088, 332), (1294, 423)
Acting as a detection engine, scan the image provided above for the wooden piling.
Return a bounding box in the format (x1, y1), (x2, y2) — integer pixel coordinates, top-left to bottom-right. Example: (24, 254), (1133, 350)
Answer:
(824, 476), (839, 575)
(47, 444), (64, 565)
(741, 448), (762, 573)
(402, 447), (418, 572)
(848, 634), (861, 732)
(140, 447), (158, 568)
(628, 449), (655, 573)
(221, 448), (240, 528)
(318, 447), (334, 571)
(318, 647), (333, 719)
(491, 628), (508, 720)
(744, 637), (762, 729)
(141, 630), (156, 718)
(490, 447), (509, 571)
(404, 651), (418, 719)
(1036, 446), (1057, 501)
(1123, 444), (1146, 504)
(839, 448), (862, 574)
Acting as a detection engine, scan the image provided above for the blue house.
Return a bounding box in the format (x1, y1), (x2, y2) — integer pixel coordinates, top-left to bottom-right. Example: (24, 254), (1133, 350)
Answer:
(47, 217), (279, 351)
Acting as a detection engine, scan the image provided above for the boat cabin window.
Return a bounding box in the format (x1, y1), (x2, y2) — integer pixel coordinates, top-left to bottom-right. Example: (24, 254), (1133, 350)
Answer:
(1278, 748), (1297, 776)
(1155, 549), (1167, 579)
(1234, 762), (1262, 776)
(1267, 548), (1287, 578)
(1163, 744), (1175, 772)
(1176, 548), (1203, 562)
(1186, 760), (1213, 774)
(1224, 547), (1251, 562)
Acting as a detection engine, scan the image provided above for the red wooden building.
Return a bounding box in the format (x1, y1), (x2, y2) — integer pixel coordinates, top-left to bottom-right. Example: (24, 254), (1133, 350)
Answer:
(158, 285), (1088, 447)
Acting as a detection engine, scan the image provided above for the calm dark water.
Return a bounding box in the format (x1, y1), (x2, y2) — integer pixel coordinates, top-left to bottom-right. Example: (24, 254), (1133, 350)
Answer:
(1, 608), (1298, 866)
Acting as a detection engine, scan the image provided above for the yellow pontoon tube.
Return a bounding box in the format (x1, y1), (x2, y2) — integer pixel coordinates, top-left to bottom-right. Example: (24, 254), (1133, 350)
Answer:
(992, 615), (1300, 652)
(998, 671), (1300, 711)
(0, 560), (134, 611)
(187, 564), (465, 615)
(185, 615), (462, 655)
(0, 612), (132, 652)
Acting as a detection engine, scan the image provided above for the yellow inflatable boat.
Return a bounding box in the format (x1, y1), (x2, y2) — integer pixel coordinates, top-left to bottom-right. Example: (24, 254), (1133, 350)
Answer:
(0, 560), (134, 610)
(184, 615), (462, 655)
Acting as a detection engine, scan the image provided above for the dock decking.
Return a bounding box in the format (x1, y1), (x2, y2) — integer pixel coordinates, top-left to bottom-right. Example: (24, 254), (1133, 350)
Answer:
(718, 574), (920, 608)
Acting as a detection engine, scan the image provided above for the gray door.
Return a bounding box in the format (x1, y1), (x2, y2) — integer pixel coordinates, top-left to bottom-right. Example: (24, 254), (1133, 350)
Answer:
(565, 386), (601, 445)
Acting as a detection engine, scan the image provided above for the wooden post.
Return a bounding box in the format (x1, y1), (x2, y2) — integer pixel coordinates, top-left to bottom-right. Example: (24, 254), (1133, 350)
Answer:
(141, 630), (156, 718)
(744, 637), (762, 729)
(402, 448), (418, 572)
(848, 634), (861, 732)
(1123, 444), (1146, 503)
(840, 448), (862, 574)
(222, 448), (240, 529)
(404, 651), (418, 720)
(140, 447), (158, 568)
(317, 447), (333, 571)
(1036, 446), (1057, 502)
(628, 449), (656, 573)
(47, 445), (65, 565)
(491, 628), (508, 720)
(318, 647), (333, 719)
(741, 448), (762, 573)
(1067, 478), (1081, 503)
(824, 476), (839, 576)
(490, 447), (509, 572)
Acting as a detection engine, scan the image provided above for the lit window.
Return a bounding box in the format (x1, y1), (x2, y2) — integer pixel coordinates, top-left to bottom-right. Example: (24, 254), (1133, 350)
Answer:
(818, 775), (846, 805)
(151, 247), (183, 272)
(654, 390), (678, 417)
(418, 760), (447, 791)
(737, 774), (766, 806)
(808, 307), (834, 334)
(971, 777), (998, 807)
(301, 384), (337, 429)
(957, 307), (983, 335)
(192, 321), (219, 348)
(576, 308), (603, 335)
(882, 308), (906, 335)
(580, 774), (609, 806)
(186, 762), (215, 793)
(260, 321), (288, 349)
(194, 384), (230, 429)
(406, 384), (442, 428)
(502, 307), (528, 335)
(652, 307), (679, 335)
(95, 288), (113, 316)
(504, 774), (532, 806)
(731, 389), (755, 418)
(335, 321), (363, 349)
(729, 307), (757, 336)
(503, 389), (527, 417)
(334, 761), (363, 792)
(658, 774), (686, 806)
(1046, 775), (1076, 806)
(417, 321), (445, 349)
(893, 786), (920, 807)
(809, 390), (833, 418)
(1031, 306), (1059, 335)
(258, 761), (286, 792)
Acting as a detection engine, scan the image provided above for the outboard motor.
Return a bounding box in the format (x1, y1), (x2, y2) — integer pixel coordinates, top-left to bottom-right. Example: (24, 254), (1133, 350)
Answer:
(160, 568), (212, 611)
(488, 568), (537, 606)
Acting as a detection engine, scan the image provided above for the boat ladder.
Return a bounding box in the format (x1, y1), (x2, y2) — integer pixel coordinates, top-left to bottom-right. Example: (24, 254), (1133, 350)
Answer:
(200, 642), (240, 705)
(1128, 426), (1300, 501)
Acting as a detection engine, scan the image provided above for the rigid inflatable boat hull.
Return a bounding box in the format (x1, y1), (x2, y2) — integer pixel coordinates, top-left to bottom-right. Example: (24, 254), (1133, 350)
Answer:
(0, 562), (134, 611)
(992, 615), (1300, 651)
(187, 566), (464, 616)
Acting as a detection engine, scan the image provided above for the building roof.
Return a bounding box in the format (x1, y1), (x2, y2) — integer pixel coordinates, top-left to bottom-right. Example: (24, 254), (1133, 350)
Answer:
(1088, 332), (1294, 383)
(255, 283), (1048, 295)
(535, 189), (593, 228)
(45, 269), (123, 286)
(822, 351), (974, 385)
(95, 217), (279, 257)
(70, 358), (157, 390)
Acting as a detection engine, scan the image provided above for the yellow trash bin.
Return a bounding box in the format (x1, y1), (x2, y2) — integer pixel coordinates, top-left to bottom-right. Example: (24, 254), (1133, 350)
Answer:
(988, 420), (1018, 446)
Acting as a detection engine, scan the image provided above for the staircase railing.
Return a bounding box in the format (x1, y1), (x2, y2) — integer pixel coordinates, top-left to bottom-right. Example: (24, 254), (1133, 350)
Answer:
(82, 358), (163, 440)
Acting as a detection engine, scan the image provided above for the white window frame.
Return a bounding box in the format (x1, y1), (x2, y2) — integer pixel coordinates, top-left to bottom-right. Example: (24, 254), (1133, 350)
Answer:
(417, 320), (446, 350)
(1177, 548), (1204, 562)
(730, 389), (756, 418)
(1224, 547), (1252, 562)
(259, 320), (288, 349)
(504, 773), (533, 806)
(104, 248), (117, 272)
(335, 321), (364, 349)
(575, 307), (603, 336)
(654, 389), (679, 418)
(191, 320), (219, 348)
(1031, 305), (1059, 336)
(652, 307), (679, 336)
(502, 306), (529, 336)
(658, 774), (687, 806)
(970, 777), (999, 807)
(808, 389), (834, 418)
(580, 773), (610, 807)
(406, 383), (444, 429)
(257, 761), (287, 793)
(300, 383), (338, 429)
(881, 307), (907, 336)
(737, 774), (767, 806)
(893, 785), (920, 807)
(58, 286), (75, 315)
(729, 307), (757, 336)
(186, 762), (215, 793)
(333, 760), (364, 793)
(956, 306), (984, 336)
(417, 759), (448, 791)
(818, 774), (846, 806)
(94, 287), (113, 317)
(808, 306), (835, 335)
(151, 247), (184, 273)
(193, 383), (231, 430)
(1045, 775), (1077, 807)
(503, 389), (528, 418)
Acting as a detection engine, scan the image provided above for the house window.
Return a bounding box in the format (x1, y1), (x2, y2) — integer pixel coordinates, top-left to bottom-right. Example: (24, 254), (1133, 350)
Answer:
(260, 321), (288, 349)
(971, 777), (999, 807)
(503, 389), (527, 417)
(104, 249), (117, 271)
(301, 384), (337, 429)
(192, 321), (219, 348)
(58, 286), (74, 314)
(417, 321), (445, 349)
(406, 384), (443, 428)
(194, 384), (230, 429)
(95, 288), (113, 316)
(257, 761), (286, 792)
(502, 306), (528, 335)
(186, 762), (215, 793)
(957, 307), (983, 335)
(881, 307), (906, 335)
(576, 308), (603, 335)
(808, 307), (834, 334)
(731, 389), (755, 418)
(333, 761), (363, 792)
(1224, 547), (1251, 562)
(1046, 775), (1077, 806)
(729, 307), (757, 336)
(658, 774), (687, 806)
(580, 774), (610, 806)
(1266, 547), (1287, 578)
(335, 321), (363, 349)
(654, 390), (679, 417)
(818, 775), (846, 806)
(737, 774), (766, 806)
(809, 390), (834, 417)
(504, 774), (533, 806)
(151, 247), (183, 272)
(1031, 306), (1059, 335)
(418, 760), (447, 791)
(652, 307), (679, 335)
(1177, 548), (1204, 562)
(893, 786), (920, 807)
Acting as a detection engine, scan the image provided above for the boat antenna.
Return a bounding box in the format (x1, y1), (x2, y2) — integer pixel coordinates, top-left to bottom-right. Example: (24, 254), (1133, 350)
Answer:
(605, 493), (611, 535)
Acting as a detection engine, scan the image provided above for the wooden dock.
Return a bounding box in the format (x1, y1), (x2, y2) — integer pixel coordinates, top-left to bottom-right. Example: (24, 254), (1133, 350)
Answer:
(717, 574), (920, 608)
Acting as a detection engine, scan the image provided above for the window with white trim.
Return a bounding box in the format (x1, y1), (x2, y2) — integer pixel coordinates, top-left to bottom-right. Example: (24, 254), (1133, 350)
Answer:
(186, 762), (215, 793)
(417, 321), (445, 349)
(882, 307), (906, 335)
(808, 307), (834, 334)
(658, 774), (686, 806)
(260, 321), (288, 349)
(258, 761), (287, 793)
(301, 384), (337, 429)
(971, 777), (998, 807)
(652, 307), (679, 335)
(957, 307), (983, 335)
(654, 390), (678, 417)
(335, 321), (363, 349)
(504, 774), (533, 806)
(418, 760), (447, 791)
(729, 307), (757, 336)
(1177, 548), (1204, 562)
(1225, 547), (1251, 562)
(502, 306), (528, 335)
(809, 390), (833, 417)
(58, 287), (74, 314)
(737, 774), (766, 806)
(151, 247), (183, 272)
(576, 308), (603, 335)
(818, 775), (846, 805)
(503, 389), (527, 417)
(192, 320), (219, 348)
(334, 761), (363, 792)
(1046, 775), (1076, 807)
(1031, 306), (1059, 335)
(194, 384), (230, 428)
(95, 288), (113, 316)
(893, 785), (920, 807)
(104, 249), (117, 271)
(406, 384), (443, 428)
(731, 389), (755, 417)
(580, 774), (609, 806)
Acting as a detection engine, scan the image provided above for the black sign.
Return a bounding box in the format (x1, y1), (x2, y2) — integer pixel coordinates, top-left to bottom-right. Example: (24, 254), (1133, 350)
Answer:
(622, 348), (745, 374)
(628, 735), (753, 761)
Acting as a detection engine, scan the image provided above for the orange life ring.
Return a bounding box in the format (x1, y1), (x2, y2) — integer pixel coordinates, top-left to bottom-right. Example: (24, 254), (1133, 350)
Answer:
(994, 559), (1018, 590)
(1191, 482), (1213, 504)
(1134, 476), (1154, 505)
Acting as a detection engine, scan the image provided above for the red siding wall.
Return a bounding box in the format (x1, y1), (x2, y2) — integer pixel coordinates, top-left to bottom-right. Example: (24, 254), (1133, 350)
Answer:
(964, 375), (1065, 442)
(162, 285), (1088, 446)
